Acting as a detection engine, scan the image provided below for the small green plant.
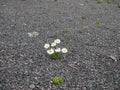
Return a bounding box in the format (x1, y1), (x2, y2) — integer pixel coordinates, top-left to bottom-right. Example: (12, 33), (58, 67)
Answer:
(82, 16), (87, 20)
(51, 77), (64, 85)
(97, 0), (103, 3)
(92, 6), (96, 10)
(105, 0), (111, 4)
(50, 52), (61, 60)
(85, 0), (89, 3)
(83, 26), (89, 29)
(62, 29), (69, 33)
(96, 21), (102, 25)
(118, 4), (120, 8)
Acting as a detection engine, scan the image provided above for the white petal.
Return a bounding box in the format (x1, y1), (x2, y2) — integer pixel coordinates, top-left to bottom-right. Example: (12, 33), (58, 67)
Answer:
(62, 48), (68, 53)
(47, 49), (54, 55)
(55, 48), (61, 52)
(54, 39), (61, 44)
(51, 42), (56, 47)
(44, 44), (50, 49)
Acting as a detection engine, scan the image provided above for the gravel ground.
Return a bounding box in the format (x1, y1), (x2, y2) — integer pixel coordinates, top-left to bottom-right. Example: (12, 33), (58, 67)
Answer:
(0, 0), (120, 90)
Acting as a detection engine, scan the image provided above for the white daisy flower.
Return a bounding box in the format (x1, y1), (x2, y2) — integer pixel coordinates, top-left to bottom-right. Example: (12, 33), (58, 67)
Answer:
(55, 48), (61, 52)
(54, 39), (61, 44)
(47, 48), (54, 55)
(61, 48), (68, 53)
(51, 42), (56, 47)
(44, 44), (50, 49)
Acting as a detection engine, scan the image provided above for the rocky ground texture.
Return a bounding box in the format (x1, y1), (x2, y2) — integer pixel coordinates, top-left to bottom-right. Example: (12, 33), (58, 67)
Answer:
(0, 0), (120, 90)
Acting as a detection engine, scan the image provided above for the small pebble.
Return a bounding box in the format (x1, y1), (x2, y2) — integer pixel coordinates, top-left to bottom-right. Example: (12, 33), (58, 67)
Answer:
(109, 55), (117, 61)
(118, 47), (120, 50)
(79, 4), (84, 6)
(29, 84), (35, 89)
(0, 84), (2, 87)
(83, 87), (87, 90)
(34, 77), (38, 80)
(27, 31), (39, 37)
(3, 4), (7, 6)
(23, 23), (27, 25)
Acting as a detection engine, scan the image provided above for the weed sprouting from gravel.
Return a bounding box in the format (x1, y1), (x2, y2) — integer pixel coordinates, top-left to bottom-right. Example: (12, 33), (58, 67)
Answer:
(105, 0), (111, 4)
(61, 29), (69, 33)
(97, 0), (103, 4)
(85, 0), (89, 3)
(82, 16), (87, 20)
(83, 25), (89, 29)
(51, 77), (64, 85)
(91, 6), (96, 10)
(50, 52), (61, 60)
(96, 20), (102, 25)
(118, 4), (120, 8)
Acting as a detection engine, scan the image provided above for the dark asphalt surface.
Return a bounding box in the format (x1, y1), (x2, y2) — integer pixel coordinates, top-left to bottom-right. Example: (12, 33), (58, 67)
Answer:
(0, 0), (120, 90)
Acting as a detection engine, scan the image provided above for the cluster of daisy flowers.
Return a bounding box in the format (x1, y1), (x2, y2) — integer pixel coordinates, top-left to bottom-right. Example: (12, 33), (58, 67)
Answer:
(44, 39), (68, 59)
